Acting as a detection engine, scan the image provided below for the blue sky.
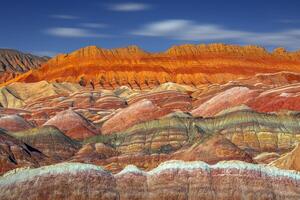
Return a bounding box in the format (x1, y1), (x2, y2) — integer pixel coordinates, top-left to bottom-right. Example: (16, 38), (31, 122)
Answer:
(1, 0), (300, 56)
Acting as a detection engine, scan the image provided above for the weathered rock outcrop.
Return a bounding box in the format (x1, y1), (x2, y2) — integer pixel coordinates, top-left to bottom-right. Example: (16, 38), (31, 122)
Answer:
(1, 161), (300, 200)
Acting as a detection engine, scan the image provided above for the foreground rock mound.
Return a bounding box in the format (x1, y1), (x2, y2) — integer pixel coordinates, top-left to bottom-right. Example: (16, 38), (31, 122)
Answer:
(1, 161), (300, 200)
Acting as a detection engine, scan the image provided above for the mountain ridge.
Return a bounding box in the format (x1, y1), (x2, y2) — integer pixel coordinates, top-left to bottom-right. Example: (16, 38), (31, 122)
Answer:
(3, 43), (300, 88)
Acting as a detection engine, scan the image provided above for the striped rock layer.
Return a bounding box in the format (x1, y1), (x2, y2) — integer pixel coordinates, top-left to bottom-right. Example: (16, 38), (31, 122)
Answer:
(0, 161), (300, 200)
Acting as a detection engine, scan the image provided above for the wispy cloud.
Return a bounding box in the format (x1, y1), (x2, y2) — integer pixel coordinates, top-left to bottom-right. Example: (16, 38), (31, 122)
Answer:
(45, 27), (105, 38)
(49, 14), (79, 20)
(107, 2), (151, 11)
(132, 19), (300, 49)
(80, 23), (107, 28)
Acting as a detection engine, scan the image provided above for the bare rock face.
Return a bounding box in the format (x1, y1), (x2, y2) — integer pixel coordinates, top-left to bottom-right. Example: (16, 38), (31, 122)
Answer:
(0, 129), (46, 175)
(43, 109), (99, 140)
(1, 161), (300, 200)
(9, 126), (80, 161)
(269, 144), (300, 171)
(0, 114), (33, 132)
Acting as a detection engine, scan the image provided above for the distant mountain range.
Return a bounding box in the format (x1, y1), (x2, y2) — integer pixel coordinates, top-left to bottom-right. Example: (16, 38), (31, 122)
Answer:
(0, 49), (49, 83)
(3, 43), (300, 88)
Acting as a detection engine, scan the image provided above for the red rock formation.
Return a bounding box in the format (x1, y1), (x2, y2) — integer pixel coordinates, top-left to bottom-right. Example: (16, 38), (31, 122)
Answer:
(5, 44), (300, 88)
(43, 109), (99, 140)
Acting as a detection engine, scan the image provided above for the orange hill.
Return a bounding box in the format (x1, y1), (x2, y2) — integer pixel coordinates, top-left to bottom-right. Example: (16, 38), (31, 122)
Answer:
(6, 43), (300, 88)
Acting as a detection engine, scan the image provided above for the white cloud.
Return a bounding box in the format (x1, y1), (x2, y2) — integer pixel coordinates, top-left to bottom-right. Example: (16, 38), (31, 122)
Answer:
(50, 14), (79, 20)
(132, 19), (300, 49)
(107, 2), (150, 11)
(45, 27), (105, 38)
(80, 23), (107, 28)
